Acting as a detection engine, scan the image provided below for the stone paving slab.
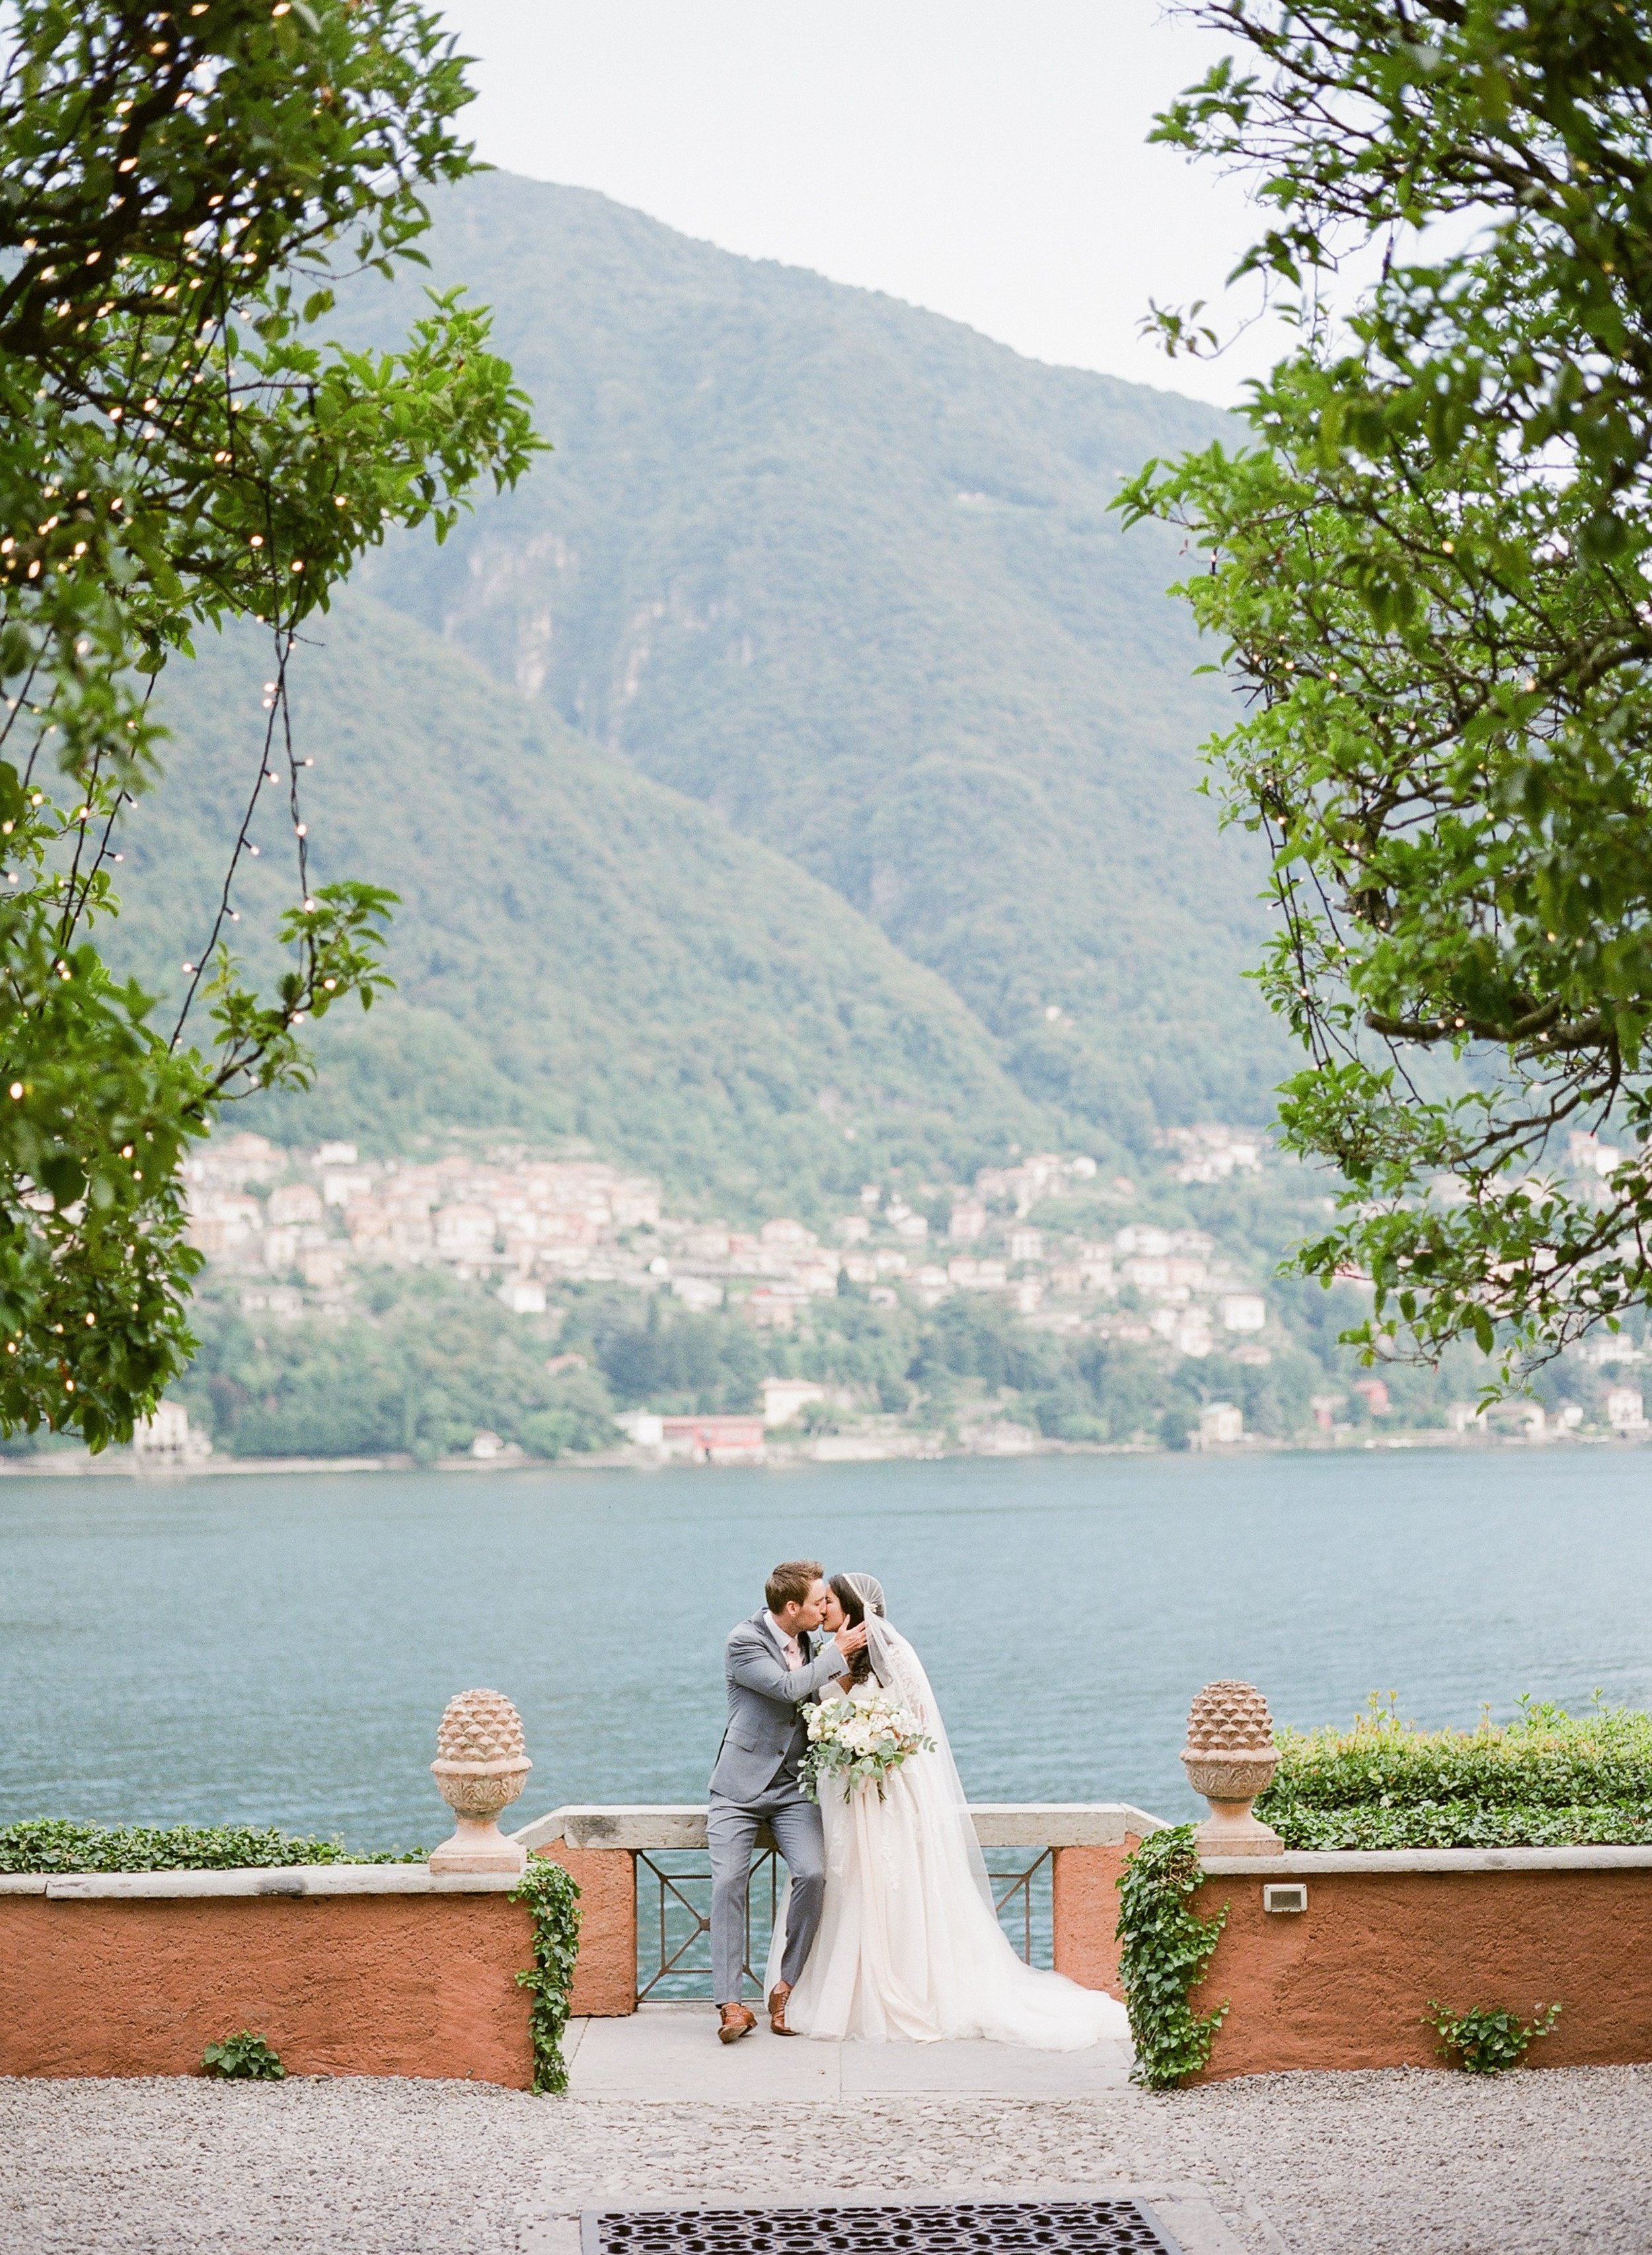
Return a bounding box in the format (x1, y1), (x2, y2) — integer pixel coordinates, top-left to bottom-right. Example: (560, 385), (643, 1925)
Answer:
(839, 2038), (1132, 2096)
(570, 2009), (841, 2100)
(565, 2006), (1133, 2101)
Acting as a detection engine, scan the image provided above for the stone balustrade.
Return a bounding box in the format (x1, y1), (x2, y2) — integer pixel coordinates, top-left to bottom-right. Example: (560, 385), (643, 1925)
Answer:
(517, 1800), (1166, 2016)
(515, 1801), (1164, 1851)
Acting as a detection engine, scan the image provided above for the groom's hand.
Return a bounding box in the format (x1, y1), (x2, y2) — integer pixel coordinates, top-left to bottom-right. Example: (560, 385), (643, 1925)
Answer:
(833, 1621), (870, 1657)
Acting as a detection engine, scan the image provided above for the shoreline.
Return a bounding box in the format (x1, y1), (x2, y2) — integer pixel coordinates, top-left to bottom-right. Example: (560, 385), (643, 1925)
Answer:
(0, 1426), (1643, 1481)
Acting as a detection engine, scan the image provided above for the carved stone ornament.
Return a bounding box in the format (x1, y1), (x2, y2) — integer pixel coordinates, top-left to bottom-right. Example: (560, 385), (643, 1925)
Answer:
(428, 1687), (533, 1874)
(1181, 1679), (1284, 1857)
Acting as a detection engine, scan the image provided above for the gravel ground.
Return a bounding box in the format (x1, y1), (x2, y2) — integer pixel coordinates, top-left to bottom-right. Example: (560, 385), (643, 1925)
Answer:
(1, 2068), (1649, 2255)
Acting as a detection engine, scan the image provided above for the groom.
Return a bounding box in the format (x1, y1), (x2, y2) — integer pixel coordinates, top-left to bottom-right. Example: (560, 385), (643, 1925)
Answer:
(708, 1558), (868, 2044)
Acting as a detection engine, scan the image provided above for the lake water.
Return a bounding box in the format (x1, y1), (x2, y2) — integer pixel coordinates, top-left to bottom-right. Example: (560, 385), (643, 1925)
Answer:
(3, 1446), (1649, 1852)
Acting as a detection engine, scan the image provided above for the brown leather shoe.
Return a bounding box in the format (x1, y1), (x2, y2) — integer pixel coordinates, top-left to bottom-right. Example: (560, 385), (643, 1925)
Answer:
(768, 1982), (798, 2036)
(717, 2002), (757, 2044)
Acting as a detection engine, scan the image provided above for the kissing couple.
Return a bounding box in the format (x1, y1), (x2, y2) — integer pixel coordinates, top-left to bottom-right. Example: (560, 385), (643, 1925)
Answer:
(707, 1559), (1129, 2048)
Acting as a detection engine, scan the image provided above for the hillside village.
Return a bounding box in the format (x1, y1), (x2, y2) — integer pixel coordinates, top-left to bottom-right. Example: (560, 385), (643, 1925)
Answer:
(161, 1125), (1652, 1467)
(186, 1128), (1270, 1344)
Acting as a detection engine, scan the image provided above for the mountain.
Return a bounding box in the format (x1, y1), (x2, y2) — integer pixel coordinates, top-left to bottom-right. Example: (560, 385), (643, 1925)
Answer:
(329, 172), (1293, 1147)
(110, 593), (1049, 1215)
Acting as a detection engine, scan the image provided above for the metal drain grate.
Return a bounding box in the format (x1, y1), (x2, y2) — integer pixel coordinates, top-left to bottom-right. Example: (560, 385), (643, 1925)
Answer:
(583, 2200), (1182, 2255)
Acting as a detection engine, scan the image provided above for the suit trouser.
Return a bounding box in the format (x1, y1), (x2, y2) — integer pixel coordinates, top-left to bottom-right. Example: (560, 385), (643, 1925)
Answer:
(706, 1785), (825, 2005)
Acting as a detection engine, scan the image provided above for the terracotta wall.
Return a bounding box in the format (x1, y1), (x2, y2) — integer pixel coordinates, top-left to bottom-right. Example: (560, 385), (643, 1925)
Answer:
(20, 1839), (1647, 2086)
(1052, 1838), (1141, 1995)
(0, 1891), (536, 2085)
(0, 1844), (639, 2086)
(1188, 1866), (1652, 2079)
(534, 1843), (636, 2016)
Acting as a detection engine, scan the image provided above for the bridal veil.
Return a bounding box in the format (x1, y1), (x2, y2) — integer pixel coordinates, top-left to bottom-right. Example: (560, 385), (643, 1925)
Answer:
(840, 1571), (996, 1919)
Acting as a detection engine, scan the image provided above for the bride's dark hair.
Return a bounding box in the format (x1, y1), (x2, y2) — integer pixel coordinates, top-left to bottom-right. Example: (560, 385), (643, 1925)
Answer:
(830, 1572), (876, 1685)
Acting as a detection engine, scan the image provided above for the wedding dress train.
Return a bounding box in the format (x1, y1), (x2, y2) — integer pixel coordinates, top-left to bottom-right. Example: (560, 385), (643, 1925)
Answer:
(769, 1580), (1129, 2048)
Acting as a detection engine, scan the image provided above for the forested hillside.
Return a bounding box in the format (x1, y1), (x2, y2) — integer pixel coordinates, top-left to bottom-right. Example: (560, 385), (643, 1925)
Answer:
(110, 595), (1049, 1214)
(331, 173), (1293, 1146)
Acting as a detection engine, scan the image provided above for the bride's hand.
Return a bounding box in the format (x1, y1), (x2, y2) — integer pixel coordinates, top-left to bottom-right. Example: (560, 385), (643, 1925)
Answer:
(834, 1619), (869, 1656)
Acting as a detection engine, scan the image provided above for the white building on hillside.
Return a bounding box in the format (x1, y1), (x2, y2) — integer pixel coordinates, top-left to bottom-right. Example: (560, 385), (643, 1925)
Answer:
(763, 1378), (827, 1427)
(1193, 1401), (1244, 1448)
(132, 1402), (211, 1469)
(1607, 1386), (1647, 1432)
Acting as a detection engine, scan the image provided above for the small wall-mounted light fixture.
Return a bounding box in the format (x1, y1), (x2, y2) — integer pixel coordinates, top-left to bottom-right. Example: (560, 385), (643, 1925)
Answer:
(1263, 1882), (1308, 1915)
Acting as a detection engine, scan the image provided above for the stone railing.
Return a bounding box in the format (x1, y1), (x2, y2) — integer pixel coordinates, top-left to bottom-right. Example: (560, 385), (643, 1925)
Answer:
(515, 1801), (1162, 1849)
(516, 1801), (1166, 2010)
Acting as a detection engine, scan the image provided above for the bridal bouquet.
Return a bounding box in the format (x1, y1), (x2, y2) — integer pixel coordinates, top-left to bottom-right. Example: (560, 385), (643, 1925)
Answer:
(800, 1685), (934, 1801)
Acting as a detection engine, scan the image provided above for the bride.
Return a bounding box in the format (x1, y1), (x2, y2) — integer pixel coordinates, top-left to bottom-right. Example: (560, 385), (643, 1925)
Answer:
(769, 1571), (1129, 2048)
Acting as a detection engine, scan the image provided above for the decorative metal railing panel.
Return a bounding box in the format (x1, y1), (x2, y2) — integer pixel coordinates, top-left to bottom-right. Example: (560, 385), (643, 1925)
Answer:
(636, 1845), (1055, 2001)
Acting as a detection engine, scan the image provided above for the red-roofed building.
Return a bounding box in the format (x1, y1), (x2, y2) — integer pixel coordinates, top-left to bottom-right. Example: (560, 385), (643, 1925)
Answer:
(661, 1415), (765, 1465)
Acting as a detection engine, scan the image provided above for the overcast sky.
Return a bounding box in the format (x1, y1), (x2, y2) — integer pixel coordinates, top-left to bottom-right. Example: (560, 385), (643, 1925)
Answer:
(435, 1), (1285, 405)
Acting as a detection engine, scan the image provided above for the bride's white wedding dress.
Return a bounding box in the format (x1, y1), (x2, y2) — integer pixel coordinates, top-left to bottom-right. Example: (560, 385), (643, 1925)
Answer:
(770, 1577), (1129, 2048)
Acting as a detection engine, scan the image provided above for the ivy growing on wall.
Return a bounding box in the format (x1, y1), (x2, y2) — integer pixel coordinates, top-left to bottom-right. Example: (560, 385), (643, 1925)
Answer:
(1115, 1825), (1228, 2090)
(512, 1855), (583, 2094)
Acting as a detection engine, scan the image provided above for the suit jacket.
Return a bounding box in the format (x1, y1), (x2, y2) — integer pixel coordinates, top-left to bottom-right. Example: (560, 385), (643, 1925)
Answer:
(708, 1609), (848, 1803)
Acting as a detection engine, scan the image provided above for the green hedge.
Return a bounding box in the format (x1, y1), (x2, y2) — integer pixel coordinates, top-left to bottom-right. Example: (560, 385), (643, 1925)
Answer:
(0, 1820), (424, 1873)
(1256, 1700), (1652, 1849)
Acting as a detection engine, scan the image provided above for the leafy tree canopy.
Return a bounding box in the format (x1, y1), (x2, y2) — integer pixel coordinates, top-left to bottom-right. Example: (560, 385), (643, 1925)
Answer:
(0, 0), (537, 1443)
(1123, 1), (1652, 1386)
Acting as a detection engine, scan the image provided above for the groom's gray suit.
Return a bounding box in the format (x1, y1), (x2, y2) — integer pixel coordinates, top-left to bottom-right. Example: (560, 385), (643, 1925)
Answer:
(707, 1609), (847, 2006)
